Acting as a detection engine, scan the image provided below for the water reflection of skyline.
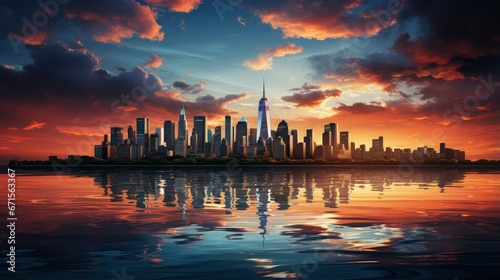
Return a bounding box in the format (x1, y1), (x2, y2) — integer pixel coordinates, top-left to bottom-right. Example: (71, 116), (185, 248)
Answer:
(10, 168), (499, 279)
(92, 168), (467, 213)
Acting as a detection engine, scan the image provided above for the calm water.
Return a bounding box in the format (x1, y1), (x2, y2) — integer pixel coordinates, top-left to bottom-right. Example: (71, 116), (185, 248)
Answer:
(1, 166), (499, 279)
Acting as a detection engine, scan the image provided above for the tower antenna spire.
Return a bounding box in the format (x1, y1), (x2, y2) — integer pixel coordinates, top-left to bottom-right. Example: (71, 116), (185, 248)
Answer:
(263, 78), (266, 99)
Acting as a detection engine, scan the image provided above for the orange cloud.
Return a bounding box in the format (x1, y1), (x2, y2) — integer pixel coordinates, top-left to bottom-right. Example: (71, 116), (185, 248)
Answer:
(55, 125), (107, 137)
(23, 121), (47, 130)
(145, 0), (203, 13)
(143, 53), (164, 68)
(250, 0), (398, 40)
(244, 43), (303, 71)
(18, 31), (49, 45)
(66, 1), (164, 43)
(115, 105), (139, 112)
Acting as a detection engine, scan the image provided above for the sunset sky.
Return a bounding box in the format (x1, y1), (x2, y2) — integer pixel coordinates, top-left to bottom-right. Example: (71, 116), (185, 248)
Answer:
(1, 0), (499, 162)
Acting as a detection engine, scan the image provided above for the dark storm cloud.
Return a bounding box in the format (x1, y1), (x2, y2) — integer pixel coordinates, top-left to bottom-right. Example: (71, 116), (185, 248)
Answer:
(0, 42), (249, 129)
(393, 0), (500, 80)
(335, 102), (385, 114)
(282, 83), (341, 108)
(0, 42), (161, 103)
(309, 52), (418, 92)
(0, 0), (164, 52)
(171, 80), (206, 94)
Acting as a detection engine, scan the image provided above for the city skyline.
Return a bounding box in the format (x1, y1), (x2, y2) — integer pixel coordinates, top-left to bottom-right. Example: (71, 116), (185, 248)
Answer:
(89, 98), (467, 163)
(1, 1), (499, 162)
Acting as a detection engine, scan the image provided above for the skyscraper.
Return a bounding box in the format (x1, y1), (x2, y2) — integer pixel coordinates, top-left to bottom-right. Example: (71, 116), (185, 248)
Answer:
(136, 118), (150, 153)
(249, 128), (257, 147)
(214, 126), (222, 157)
(164, 121), (175, 151)
(150, 133), (159, 153)
(324, 123), (338, 152)
(190, 128), (198, 154)
(305, 129), (314, 159)
(178, 105), (188, 140)
(276, 120), (290, 158)
(193, 116), (207, 153)
(273, 136), (286, 160)
(291, 129), (298, 159)
(257, 79), (271, 140)
(207, 129), (213, 143)
(322, 131), (331, 147)
(372, 136), (384, 159)
(155, 127), (164, 146)
(340, 131), (349, 150)
(322, 131), (332, 159)
(110, 127), (124, 146)
(236, 116), (248, 156)
(127, 125), (135, 144)
(225, 115), (232, 155)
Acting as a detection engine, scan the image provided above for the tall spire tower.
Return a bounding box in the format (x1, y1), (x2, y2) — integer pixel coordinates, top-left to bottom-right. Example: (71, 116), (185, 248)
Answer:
(263, 78), (266, 99)
(178, 105), (188, 139)
(257, 78), (271, 140)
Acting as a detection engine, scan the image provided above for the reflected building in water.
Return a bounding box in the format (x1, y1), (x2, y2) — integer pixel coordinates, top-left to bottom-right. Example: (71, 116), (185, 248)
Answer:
(91, 168), (467, 234)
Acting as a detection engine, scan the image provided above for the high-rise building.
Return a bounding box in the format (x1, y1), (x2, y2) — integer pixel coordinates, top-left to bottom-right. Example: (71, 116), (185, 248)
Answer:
(249, 128), (257, 147)
(340, 131), (349, 150)
(324, 123), (338, 152)
(313, 145), (325, 160)
(175, 138), (187, 158)
(385, 147), (393, 159)
(110, 127), (124, 146)
(155, 127), (164, 146)
(102, 134), (110, 158)
(190, 128), (198, 154)
(225, 116), (232, 155)
(322, 131), (332, 159)
(150, 133), (159, 153)
(193, 116), (207, 153)
(257, 79), (271, 140)
(440, 143), (446, 156)
(164, 121), (175, 151)
(372, 136), (384, 159)
(127, 125), (135, 144)
(241, 136), (248, 158)
(220, 138), (228, 156)
(304, 129), (314, 159)
(291, 129), (298, 159)
(214, 126), (222, 157)
(322, 131), (331, 147)
(207, 129), (213, 143)
(295, 142), (305, 159)
(256, 137), (268, 157)
(178, 105), (188, 140)
(136, 118), (150, 153)
(117, 145), (132, 160)
(273, 136), (286, 160)
(204, 142), (213, 158)
(276, 120), (290, 158)
(236, 116), (248, 156)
